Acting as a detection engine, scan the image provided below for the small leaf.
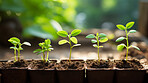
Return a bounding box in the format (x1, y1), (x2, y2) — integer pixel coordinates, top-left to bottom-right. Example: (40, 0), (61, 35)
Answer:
(73, 44), (81, 47)
(58, 39), (68, 45)
(129, 30), (136, 33)
(18, 47), (23, 50)
(23, 42), (31, 46)
(8, 37), (20, 45)
(10, 47), (17, 50)
(49, 48), (54, 50)
(33, 49), (42, 53)
(99, 33), (106, 38)
(130, 45), (140, 50)
(126, 22), (134, 29)
(86, 34), (95, 38)
(100, 37), (108, 43)
(44, 39), (51, 45)
(71, 29), (81, 36)
(99, 46), (103, 48)
(93, 44), (98, 48)
(116, 24), (125, 30)
(39, 42), (45, 47)
(57, 30), (68, 37)
(91, 39), (97, 43)
(116, 37), (125, 42)
(117, 44), (126, 51)
(70, 37), (78, 44)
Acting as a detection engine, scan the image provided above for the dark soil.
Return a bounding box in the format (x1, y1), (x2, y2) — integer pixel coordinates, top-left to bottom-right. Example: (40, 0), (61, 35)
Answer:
(28, 60), (56, 70)
(86, 59), (113, 68)
(56, 60), (85, 70)
(0, 59), (31, 69)
(115, 59), (143, 70)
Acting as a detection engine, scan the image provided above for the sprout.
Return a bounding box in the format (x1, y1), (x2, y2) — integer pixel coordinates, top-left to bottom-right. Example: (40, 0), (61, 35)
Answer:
(86, 33), (108, 62)
(33, 39), (53, 63)
(8, 37), (31, 61)
(57, 29), (81, 62)
(116, 21), (140, 60)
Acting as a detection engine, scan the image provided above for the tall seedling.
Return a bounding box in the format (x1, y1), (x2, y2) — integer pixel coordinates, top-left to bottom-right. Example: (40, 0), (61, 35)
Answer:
(86, 33), (108, 62)
(116, 22), (140, 60)
(57, 29), (81, 62)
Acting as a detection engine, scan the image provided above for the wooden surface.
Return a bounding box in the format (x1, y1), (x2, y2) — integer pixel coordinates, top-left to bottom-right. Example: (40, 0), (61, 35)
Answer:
(139, 1), (148, 38)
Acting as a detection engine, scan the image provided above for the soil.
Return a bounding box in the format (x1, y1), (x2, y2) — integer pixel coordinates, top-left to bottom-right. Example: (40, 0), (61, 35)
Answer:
(86, 59), (113, 68)
(28, 60), (56, 70)
(115, 59), (143, 70)
(56, 60), (85, 70)
(0, 59), (31, 69)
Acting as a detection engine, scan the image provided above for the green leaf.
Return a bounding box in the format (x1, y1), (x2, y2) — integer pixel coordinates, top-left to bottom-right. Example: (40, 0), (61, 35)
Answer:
(23, 42), (31, 46)
(86, 34), (95, 38)
(93, 44), (98, 48)
(8, 37), (20, 45)
(99, 46), (103, 48)
(117, 44), (126, 51)
(18, 47), (23, 50)
(44, 39), (51, 45)
(39, 42), (45, 47)
(126, 22), (134, 29)
(91, 39), (97, 43)
(10, 47), (17, 50)
(58, 39), (68, 45)
(116, 24), (125, 30)
(116, 37), (125, 42)
(100, 37), (108, 43)
(129, 30), (136, 33)
(70, 37), (78, 44)
(99, 33), (106, 38)
(57, 30), (68, 37)
(73, 44), (81, 47)
(130, 45), (140, 50)
(33, 49), (42, 53)
(71, 29), (81, 36)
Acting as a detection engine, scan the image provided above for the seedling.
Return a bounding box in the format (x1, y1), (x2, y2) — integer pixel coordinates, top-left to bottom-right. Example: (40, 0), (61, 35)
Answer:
(86, 33), (108, 62)
(116, 22), (140, 60)
(33, 39), (53, 63)
(57, 29), (81, 62)
(8, 37), (31, 61)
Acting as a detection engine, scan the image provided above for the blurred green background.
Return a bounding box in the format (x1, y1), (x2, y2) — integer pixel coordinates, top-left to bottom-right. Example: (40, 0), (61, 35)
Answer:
(0, 0), (139, 40)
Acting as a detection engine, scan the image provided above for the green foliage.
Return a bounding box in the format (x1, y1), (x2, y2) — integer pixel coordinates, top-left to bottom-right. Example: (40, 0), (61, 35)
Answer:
(57, 29), (81, 61)
(0, 0), (77, 39)
(86, 33), (108, 62)
(116, 21), (140, 60)
(33, 39), (53, 62)
(8, 37), (31, 61)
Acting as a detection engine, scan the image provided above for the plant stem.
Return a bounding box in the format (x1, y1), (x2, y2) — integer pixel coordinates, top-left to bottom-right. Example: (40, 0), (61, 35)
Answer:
(68, 35), (72, 62)
(43, 52), (45, 63)
(46, 51), (49, 62)
(18, 50), (20, 61)
(96, 35), (100, 62)
(69, 47), (72, 62)
(125, 29), (129, 61)
(14, 45), (17, 61)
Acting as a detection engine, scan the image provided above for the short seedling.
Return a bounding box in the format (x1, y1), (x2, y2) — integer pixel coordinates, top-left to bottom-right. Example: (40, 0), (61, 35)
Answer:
(86, 33), (108, 62)
(8, 37), (31, 61)
(57, 29), (81, 62)
(33, 39), (53, 63)
(116, 21), (140, 60)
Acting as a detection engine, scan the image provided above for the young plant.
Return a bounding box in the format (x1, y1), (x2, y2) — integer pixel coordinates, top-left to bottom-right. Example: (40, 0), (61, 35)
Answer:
(86, 33), (108, 62)
(33, 39), (53, 63)
(116, 22), (140, 60)
(57, 29), (81, 62)
(8, 37), (31, 61)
